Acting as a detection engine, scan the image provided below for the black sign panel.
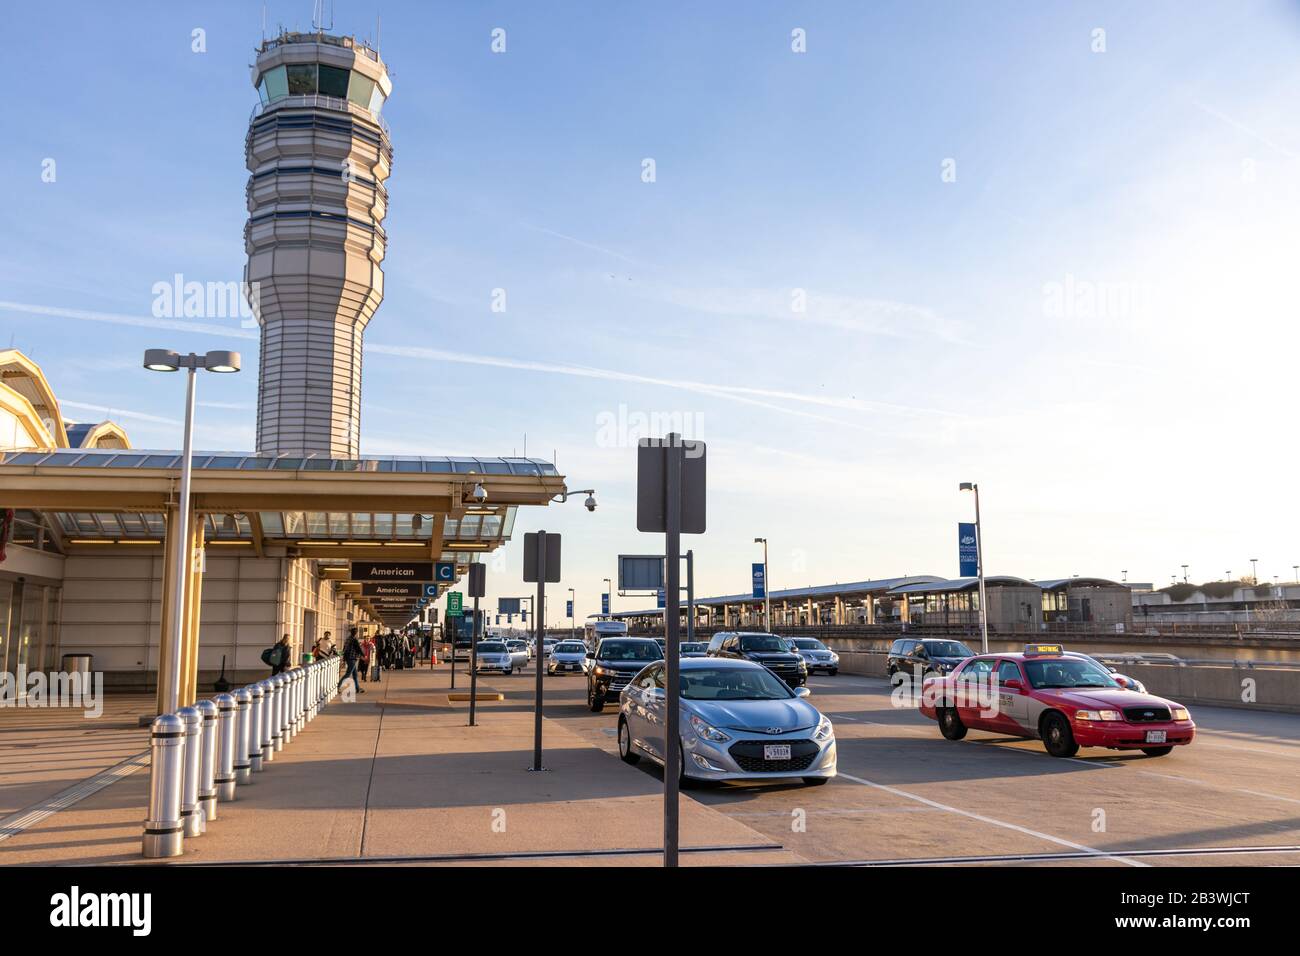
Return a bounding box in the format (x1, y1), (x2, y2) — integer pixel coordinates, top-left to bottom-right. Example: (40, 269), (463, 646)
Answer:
(636, 436), (706, 533)
(498, 597), (521, 615)
(351, 561), (434, 582)
(523, 532), (561, 583)
(468, 563), (486, 598)
(361, 583), (422, 598)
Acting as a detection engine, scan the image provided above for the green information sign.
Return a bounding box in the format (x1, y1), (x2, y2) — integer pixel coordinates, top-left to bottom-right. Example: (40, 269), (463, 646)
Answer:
(447, 591), (464, 617)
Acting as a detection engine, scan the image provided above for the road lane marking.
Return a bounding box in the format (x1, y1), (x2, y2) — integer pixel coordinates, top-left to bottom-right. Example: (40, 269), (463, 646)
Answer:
(836, 771), (1149, 867)
(0, 750), (149, 843)
(1136, 769), (1300, 807)
(788, 843), (1300, 867)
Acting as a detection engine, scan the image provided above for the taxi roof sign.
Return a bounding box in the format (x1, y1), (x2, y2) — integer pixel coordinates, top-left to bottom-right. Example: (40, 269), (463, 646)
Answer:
(1024, 643), (1064, 657)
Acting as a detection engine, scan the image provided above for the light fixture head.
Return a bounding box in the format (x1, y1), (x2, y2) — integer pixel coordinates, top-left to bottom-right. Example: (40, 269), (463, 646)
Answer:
(143, 348), (180, 372)
(203, 350), (241, 373)
(959, 482), (975, 492)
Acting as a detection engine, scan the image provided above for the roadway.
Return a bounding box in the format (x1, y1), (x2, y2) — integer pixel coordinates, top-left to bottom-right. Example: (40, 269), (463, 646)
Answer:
(513, 661), (1300, 866)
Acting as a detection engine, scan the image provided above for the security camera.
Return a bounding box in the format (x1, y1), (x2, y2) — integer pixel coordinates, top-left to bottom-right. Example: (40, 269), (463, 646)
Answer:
(470, 482), (487, 504)
(584, 494), (597, 512)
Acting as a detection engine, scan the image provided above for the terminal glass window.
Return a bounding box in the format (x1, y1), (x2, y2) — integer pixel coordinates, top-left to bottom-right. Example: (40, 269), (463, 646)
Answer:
(262, 65), (287, 102)
(347, 71), (375, 108)
(318, 64), (350, 98)
(286, 63), (317, 95)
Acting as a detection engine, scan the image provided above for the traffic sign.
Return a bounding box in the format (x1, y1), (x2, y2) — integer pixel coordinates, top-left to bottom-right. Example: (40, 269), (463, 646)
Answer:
(447, 592), (463, 617)
(351, 561), (434, 582)
(435, 562), (456, 583)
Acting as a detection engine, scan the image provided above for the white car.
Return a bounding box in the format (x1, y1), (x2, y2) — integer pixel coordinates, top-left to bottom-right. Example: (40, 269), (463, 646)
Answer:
(474, 641), (514, 675)
(548, 640), (588, 675)
(506, 639), (529, 671)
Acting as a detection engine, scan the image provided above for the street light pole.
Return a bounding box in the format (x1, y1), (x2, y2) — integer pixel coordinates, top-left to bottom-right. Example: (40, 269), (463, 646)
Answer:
(1250, 558), (1259, 585)
(754, 537), (770, 631)
(960, 482), (989, 654)
(144, 349), (240, 714)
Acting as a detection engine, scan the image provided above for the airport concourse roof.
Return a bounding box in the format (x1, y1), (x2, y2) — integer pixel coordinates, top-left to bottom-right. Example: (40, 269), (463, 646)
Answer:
(609, 575), (946, 618)
(1032, 577), (1125, 590)
(0, 448), (559, 475)
(887, 576), (1036, 594)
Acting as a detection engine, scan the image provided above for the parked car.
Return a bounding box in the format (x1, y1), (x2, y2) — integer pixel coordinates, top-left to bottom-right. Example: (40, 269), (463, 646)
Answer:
(705, 632), (807, 687)
(788, 637), (840, 675)
(586, 638), (664, 712)
(679, 642), (709, 658)
(548, 640), (588, 675)
(1067, 652), (1147, 694)
(473, 641), (514, 675)
(617, 657), (836, 786)
(886, 638), (975, 681)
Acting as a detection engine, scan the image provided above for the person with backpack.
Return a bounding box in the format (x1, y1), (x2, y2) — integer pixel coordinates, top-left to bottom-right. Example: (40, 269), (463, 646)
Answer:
(338, 627), (364, 695)
(261, 634), (291, 676)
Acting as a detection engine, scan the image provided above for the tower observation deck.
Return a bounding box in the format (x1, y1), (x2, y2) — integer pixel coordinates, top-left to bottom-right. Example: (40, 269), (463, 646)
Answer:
(245, 32), (393, 458)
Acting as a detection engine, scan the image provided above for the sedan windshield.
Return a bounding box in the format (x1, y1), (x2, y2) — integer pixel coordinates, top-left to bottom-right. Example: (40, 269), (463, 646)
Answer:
(680, 643), (707, 653)
(739, 634), (788, 652)
(599, 640), (663, 661)
(1025, 658), (1120, 690)
(554, 643), (584, 653)
(477, 643), (506, 654)
(681, 667), (794, 701)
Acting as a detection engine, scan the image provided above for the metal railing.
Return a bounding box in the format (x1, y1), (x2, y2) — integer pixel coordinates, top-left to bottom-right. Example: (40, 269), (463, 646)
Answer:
(142, 655), (343, 858)
(249, 94), (391, 138)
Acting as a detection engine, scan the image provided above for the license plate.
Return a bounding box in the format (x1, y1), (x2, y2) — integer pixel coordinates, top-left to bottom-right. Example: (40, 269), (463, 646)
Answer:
(1145, 730), (1167, 744)
(763, 744), (792, 761)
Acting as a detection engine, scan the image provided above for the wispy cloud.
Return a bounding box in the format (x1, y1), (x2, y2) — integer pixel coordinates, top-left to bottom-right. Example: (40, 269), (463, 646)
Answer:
(60, 399), (179, 425)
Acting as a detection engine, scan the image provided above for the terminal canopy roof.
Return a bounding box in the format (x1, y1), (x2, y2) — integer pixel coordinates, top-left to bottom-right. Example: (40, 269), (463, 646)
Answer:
(0, 449), (566, 585)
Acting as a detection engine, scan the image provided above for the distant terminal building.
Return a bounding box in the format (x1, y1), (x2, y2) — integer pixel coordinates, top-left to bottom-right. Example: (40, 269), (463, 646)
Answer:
(1134, 581), (1300, 625)
(611, 574), (1134, 633)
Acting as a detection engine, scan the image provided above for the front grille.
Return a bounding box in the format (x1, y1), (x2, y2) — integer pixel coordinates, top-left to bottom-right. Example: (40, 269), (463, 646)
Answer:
(1124, 706), (1171, 722)
(728, 739), (819, 773)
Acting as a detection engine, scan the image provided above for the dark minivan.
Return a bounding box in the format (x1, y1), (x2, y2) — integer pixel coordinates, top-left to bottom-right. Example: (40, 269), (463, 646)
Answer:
(705, 631), (808, 687)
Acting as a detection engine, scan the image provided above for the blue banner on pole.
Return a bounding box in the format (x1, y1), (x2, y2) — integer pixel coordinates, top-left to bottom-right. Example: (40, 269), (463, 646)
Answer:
(656, 588), (666, 609)
(752, 563), (766, 599)
(959, 522), (978, 577)
(566, 599), (573, 618)
(601, 592), (610, 615)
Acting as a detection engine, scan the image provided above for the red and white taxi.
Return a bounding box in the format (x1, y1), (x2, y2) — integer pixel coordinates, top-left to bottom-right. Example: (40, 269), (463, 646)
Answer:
(918, 644), (1195, 758)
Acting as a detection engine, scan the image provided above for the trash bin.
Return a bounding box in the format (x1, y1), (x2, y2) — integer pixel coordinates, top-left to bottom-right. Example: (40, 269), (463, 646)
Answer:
(62, 653), (93, 676)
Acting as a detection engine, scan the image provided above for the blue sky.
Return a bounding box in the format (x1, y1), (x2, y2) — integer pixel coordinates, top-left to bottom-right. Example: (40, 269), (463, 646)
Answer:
(3, 1), (1300, 622)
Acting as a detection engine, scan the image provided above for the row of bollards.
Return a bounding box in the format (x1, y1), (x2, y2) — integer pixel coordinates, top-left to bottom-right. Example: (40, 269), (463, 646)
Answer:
(143, 656), (343, 858)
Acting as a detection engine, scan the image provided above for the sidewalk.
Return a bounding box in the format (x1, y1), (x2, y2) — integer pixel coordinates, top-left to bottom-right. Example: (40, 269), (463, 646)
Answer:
(0, 664), (799, 866)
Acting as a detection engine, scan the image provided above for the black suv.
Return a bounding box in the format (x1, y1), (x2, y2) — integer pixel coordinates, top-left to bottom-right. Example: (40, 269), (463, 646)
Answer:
(886, 638), (975, 680)
(586, 637), (663, 712)
(705, 631), (808, 687)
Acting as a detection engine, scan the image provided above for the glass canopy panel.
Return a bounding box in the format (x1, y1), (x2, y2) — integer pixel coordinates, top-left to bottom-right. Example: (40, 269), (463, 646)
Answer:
(259, 512), (283, 536)
(479, 515), (502, 538)
(502, 507), (517, 537)
(305, 512), (329, 536)
(282, 512), (306, 536)
(328, 513), (350, 536)
(371, 513), (393, 537)
(443, 518), (459, 537)
(350, 513), (372, 536)
(456, 515), (481, 538)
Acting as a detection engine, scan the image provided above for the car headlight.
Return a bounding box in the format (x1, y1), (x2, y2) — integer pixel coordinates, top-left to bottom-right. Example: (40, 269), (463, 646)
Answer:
(814, 715), (834, 741)
(830, 652), (840, 662)
(1171, 707), (1190, 721)
(689, 714), (730, 742)
(1075, 709), (1122, 721)
(593, 665), (607, 676)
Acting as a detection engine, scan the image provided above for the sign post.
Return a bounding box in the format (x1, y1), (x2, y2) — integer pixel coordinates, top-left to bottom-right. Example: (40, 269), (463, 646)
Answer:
(637, 433), (705, 868)
(467, 563), (486, 726)
(523, 531), (561, 771)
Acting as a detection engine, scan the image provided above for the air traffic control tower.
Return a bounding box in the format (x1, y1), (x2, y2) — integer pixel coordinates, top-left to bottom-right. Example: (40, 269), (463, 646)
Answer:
(245, 32), (393, 458)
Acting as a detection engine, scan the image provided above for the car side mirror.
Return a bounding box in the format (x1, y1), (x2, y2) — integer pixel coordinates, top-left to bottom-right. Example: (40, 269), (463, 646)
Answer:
(585, 652), (595, 659)
(1003, 678), (1023, 691)
(793, 687), (811, 698)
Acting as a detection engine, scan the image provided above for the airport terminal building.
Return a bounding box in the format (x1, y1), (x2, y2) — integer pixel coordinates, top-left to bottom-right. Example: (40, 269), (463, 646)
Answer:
(0, 31), (567, 710)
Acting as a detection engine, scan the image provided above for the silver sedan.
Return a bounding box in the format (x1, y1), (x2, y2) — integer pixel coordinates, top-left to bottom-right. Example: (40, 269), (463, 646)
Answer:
(617, 657), (836, 786)
(547, 641), (588, 674)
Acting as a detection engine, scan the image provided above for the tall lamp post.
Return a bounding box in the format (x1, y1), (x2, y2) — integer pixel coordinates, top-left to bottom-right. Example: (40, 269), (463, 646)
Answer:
(959, 482), (989, 654)
(1250, 558), (1259, 585)
(144, 349), (241, 714)
(754, 537), (770, 631)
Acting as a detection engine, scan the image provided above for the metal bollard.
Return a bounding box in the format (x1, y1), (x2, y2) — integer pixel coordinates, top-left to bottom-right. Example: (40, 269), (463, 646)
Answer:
(281, 672), (295, 745)
(297, 669), (307, 729)
(196, 698), (219, 823)
(288, 671), (299, 737)
(142, 713), (185, 858)
(248, 686), (263, 775)
(233, 687), (253, 783)
(271, 675), (285, 752)
(307, 664), (317, 721)
(215, 693), (237, 801)
(260, 680), (276, 763)
(178, 706), (205, 837)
